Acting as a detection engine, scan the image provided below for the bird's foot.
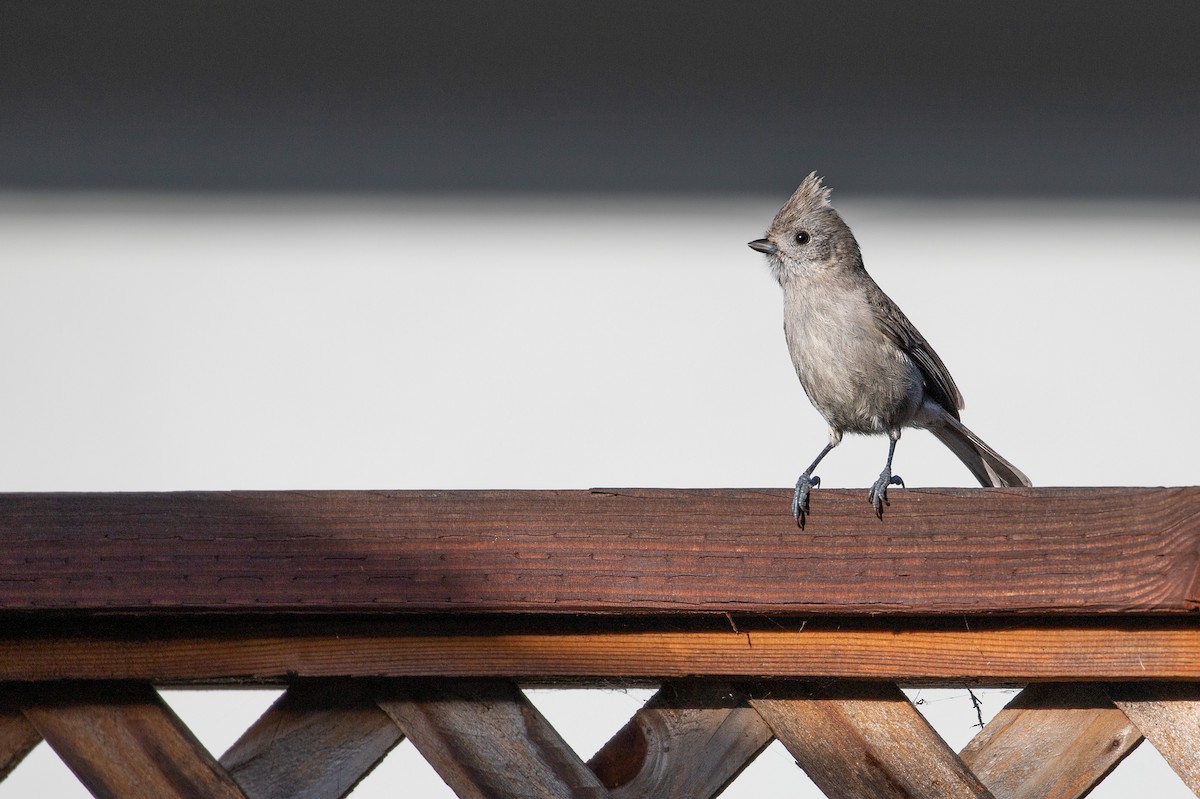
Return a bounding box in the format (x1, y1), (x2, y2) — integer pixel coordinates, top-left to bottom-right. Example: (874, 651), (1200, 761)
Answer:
(868, 471), (905, 519)
(792, 473), (821, 528)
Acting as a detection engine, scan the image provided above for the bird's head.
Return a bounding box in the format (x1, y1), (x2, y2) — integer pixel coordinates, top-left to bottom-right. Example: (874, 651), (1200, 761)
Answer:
(748, 172), (861, 284)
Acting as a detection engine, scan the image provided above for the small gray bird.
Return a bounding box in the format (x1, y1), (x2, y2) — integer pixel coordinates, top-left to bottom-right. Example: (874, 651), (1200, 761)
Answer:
(748, 173), (1031, 526)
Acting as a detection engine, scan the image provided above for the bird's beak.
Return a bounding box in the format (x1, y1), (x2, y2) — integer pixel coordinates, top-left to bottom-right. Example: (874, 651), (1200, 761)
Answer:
(747, 238), (777, 255)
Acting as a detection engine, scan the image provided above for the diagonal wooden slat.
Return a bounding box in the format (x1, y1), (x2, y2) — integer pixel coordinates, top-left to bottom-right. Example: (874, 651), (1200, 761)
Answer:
(0, 706), (41, 781)
(747, 681), (994, 799)
(377, 679), (610, 799)
(1106, 682), (1200, 793)
(586, 681), (774, 799)
(21, 681), (246, 799)
(220, 681), (404, 799)
(959, 683), (1142, 799)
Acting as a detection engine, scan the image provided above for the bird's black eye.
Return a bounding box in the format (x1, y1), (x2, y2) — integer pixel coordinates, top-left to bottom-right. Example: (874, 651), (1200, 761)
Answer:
(795, 230), (811, 245)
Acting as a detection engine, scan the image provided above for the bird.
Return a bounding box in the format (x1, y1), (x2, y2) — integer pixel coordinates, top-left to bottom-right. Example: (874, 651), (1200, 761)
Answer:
(748, 173), (1031, 526)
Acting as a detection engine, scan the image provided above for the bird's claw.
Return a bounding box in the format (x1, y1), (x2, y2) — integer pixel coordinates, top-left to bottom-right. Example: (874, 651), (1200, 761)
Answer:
(792, 473), (820, 528)
(868, 472), (905, 519)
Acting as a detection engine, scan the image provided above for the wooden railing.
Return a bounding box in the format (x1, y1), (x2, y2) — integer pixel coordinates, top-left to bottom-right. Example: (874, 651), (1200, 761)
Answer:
(1, 487), (1197, 797)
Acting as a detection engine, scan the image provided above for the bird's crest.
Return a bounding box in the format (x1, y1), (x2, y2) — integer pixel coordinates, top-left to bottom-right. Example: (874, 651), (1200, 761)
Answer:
(772, 172), (833, 230)
(788, 172), (832, 212)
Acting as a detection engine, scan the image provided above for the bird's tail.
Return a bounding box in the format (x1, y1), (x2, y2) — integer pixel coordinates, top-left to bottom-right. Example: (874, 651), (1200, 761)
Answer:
(930, 414), (1032, 488)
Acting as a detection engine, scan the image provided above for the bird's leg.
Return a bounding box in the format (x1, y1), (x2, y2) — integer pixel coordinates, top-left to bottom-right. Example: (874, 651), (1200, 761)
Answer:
(793, 431), (840, 528)
(869, 429), (905, 518)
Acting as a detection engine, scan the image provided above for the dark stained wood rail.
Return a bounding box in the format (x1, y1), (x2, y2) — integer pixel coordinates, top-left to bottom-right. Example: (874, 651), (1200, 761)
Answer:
(1, 487), (1197, 615)
(1, 487), (1198, 798)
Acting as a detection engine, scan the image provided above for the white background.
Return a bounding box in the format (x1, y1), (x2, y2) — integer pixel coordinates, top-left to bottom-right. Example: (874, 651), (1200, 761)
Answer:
(1, 192), (1196, 796)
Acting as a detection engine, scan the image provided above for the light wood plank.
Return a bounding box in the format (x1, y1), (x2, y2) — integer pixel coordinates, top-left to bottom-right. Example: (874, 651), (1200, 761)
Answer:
(748, 681), (994, 799)
(1107, 682), (1200, 793)
(586, 681), (773, 798)
(22, 682), (246, 799)
(1, 620), (1197, 682)
(378, 679), (610, 799)
(960, 683), (1141, 798)
(1, 487), (1196, 615)
(220, 681), (403, 799)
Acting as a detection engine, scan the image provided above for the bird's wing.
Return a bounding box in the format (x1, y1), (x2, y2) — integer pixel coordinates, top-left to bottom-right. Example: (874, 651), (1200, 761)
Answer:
(867, 285), (965, 416)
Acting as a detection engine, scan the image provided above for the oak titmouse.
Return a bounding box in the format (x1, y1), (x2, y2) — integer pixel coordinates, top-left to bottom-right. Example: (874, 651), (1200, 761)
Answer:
(749, 173), (1031, 525)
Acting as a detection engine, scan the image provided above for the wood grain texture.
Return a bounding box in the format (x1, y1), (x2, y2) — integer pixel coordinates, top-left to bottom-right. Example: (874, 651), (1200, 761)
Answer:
(586, 681), (773, 798)
(747, 681), (994, 799)
(0, 487), (1197, 615)
(0, 707), (40, 781)
(377, 679), (610, 798)
(0, 618), (1197, 683)
(220, 681), (403, 799)
(959, 683), (1141, 799)
(21, 682), (246, 799)
(1106, 682), (1200, 793)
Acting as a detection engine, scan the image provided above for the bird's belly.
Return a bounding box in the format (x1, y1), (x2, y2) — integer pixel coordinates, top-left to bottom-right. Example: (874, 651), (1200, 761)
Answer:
(787, 316), (922, 434)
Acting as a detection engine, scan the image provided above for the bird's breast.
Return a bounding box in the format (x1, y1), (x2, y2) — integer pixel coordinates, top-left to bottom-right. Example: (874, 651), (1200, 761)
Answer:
(782, 281), (922, 433)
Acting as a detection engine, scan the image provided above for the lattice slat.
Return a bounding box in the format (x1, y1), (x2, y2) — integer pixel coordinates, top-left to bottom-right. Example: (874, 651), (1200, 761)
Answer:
(960, 683), (1142, 799)
(587, 680), (774, 798)
(377, 678), (611, 799)
(1108, 683), (1200, 793)
(747, 681), (995, 799)
(221, 681), (404, 799)
(20, 682), (246, 799)
(0, 707), (40, 782)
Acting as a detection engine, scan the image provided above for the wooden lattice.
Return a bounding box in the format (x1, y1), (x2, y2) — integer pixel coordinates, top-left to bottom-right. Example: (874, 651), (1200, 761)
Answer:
(1, 487), (1198, 798)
